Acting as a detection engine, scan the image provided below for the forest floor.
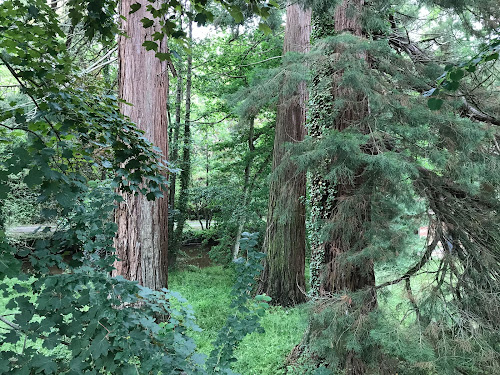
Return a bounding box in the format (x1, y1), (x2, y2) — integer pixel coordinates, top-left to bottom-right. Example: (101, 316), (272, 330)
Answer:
(170, 265), (309, 375)
(1, 234), (432, 374)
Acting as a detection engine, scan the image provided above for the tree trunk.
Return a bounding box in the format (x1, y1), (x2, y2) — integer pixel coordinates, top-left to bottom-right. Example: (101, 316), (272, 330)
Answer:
(257, 2), (311, 307)
(167, 61), (183, 267)
(232, 116), (255, 259)
(113, 0), (169, 290)
(172, 20), (193, 265)
(307, 1), (376, 373)
(310, 0), (375, 299)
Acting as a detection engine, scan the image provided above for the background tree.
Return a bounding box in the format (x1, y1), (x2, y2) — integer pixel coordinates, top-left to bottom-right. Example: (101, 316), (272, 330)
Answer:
(173, 19), (194, 267)
(258, 2), (311, 307)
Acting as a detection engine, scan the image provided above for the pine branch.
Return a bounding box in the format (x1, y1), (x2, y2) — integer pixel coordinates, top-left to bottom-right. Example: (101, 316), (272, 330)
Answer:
(387, 31), (500, 126)
(376, 235), (439, 290)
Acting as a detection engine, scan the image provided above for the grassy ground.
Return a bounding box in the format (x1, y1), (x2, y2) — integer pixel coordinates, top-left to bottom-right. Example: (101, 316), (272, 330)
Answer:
(169, 266), (309, 375)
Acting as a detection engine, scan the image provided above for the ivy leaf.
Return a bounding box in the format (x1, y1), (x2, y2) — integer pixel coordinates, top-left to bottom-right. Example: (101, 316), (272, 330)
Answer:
(258, 23), (272, 35)
(142, 41), (158, 52)
(141, 18), (154, 28)
(428, 97), (444, 111)
(129, 3), (141, 14)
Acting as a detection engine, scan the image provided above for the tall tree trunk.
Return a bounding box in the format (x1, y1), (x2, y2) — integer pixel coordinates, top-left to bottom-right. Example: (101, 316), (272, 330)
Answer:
(167, 62), (183, 267)
(113, 0), (169, 290)
(310, 0), (375, 301)
(172, 20), (193, 266)
(232, 116), (255, 259)
(306, 1), (376, 373)
(257, 2), (311, 307)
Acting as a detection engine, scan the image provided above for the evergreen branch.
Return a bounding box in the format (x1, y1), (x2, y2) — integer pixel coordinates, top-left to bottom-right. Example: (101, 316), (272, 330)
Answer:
(239, 55), (283, 67)
(387, 30), (500, 126)
(461, 97), (500, 125)
(376, 235), (439, 290)
(189, 114), (232, 125)
(248, 152), (272, 193)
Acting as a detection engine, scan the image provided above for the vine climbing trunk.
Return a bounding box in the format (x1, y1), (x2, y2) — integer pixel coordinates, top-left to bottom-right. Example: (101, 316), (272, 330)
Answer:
(173, 19), (193, 266)
(310, 0), (375, 301)
(113, 0), (169, 290)
(306, 1), (376, 373)
(257, 2), (311, 307)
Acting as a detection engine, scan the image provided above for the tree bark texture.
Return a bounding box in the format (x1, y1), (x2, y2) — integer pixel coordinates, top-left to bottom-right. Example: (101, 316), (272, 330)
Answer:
(306, 2), (376, 373)
(113, 0), (169, 290)
(257, 3), (311, 307)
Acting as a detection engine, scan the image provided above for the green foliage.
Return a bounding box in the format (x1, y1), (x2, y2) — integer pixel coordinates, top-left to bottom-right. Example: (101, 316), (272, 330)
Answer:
(0, 185), (205, 374)
(129, 0), (278, 53)
(207, 232), (271, 373)
(0, 1), (199, 373)
(294, 1), (500, 373)
(169, 264), (309, 375)
(425, 37), (500, 110)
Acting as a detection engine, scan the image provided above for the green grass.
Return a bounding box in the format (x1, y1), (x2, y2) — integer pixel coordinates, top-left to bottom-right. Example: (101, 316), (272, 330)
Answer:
(169, 266), (309, 375)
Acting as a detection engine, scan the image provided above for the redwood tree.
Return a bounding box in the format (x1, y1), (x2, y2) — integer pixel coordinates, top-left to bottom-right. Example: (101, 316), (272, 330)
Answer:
(257, 2), (311, 306)
(301, 1), (376, 373)
(113, 0), (169, 290)
(309, 0), (376, 303)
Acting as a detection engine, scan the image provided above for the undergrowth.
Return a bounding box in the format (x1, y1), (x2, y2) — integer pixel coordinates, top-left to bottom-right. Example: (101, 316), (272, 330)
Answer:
(169, 265), (309, 375)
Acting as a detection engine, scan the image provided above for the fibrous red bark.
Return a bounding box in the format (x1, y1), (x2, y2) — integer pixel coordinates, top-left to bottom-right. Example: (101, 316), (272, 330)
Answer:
(113, 0), (169, 290)
(258, 2), (311, 307)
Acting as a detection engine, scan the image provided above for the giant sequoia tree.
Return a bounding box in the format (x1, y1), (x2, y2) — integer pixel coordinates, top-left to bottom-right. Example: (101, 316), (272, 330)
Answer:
(258, 2), (311, 307)
(308, 0), (376, 304)
(290, 0), (500, 373)
(113, 0), (169, 289)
